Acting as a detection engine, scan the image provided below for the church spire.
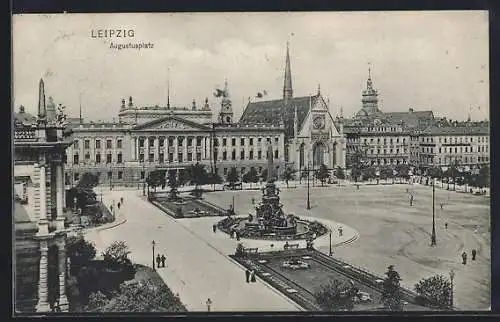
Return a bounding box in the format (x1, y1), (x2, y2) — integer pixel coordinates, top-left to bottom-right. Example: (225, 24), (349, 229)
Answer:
(283, 41), (293, 103)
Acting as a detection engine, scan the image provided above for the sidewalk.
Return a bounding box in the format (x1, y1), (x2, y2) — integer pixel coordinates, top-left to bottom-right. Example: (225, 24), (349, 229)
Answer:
(85, 189), (302, 312)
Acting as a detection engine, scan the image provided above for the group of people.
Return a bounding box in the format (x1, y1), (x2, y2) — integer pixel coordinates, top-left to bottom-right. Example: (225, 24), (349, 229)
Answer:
(245, 269), (257, 283)
(462, 249), (478, 265)
(109, 197), (125, 215)
(156, 254), (167, 268)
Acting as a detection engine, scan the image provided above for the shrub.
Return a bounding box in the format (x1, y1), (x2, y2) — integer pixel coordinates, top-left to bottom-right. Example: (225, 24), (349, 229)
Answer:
(67, 236), (97, 267)
(175, 207), (184, 218)
(314, 279), (358, 311)
(414, 274), (452, 308)
(84, 290), (109, 312)
(235, 243), (245, 257)
(102, 241), (131, 268)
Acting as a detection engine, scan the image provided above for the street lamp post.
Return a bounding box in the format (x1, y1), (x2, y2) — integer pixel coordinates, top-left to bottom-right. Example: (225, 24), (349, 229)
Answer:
(306, 163), (311, 210)
(329, 230), (332, 256)
(449, 269), (455, 309)
(142, 160), (146, 196)
(152, 240), (156, 272)
(431, 178), (437, 246)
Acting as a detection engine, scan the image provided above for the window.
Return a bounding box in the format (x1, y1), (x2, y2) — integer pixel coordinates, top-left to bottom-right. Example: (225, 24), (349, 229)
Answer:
(214, 138), (219, 146)
(139, 154), (144, 162)
(439, 148), (441, 153)
(258, 151), (262, 160)
(118, 171), (123, 180)
(95, 139), (101, 149)
(159, 153), (164, 163)
(74, 173), (79, 181)
(223, 151), (227, 160)
(231, 150), (236, 160)
(370, 138), (374, 143)
(117, 153), (122, 163)
(250, 138), (254, 146)
(223, 168), (228, 175)
(196, 137), (202, 146)
(275, 137), (279, 143)
(196, 152), (201, 161)
(96, 153), (101, 163)
(107, 171), (112, 180)
(73, 154), (79, 164)
(107, 154), (112, 164)
(140, 171), (145, 180)
(240, 150), (245, 159)
(460, 147), (463, 153)
(117, 139), (122, 149)
(149, 153), (154, 162)
(249, 150), (254, 160)
(177, 137), (183, 146)
(85, 152), (90, 160)
(258, 138), (262, 144)
(241, 167), (246, 174)
(149, 138), (155, 147)
(223, 138), (227, 146)
(168, 137), (174, 146)
(444, 138), (447, 143)
(169, 153), (173, 162)
(178, 153), (183, 162)
(403, 138), (406, 143)
(74, 140), (79, 149)
(241, 138), (245, 146)
(187, 153), (193, 161)
(139, 138), (145, 147)
(159, 138), (164, 147)
(188, 137), (193, 147)
(232, 138), (236, 146)
(275, 150), (278, 159)
(106, 139), (112, 149)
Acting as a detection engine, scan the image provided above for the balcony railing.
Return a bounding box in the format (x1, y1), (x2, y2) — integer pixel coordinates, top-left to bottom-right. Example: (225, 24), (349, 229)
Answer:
(14, 128), (37, 141)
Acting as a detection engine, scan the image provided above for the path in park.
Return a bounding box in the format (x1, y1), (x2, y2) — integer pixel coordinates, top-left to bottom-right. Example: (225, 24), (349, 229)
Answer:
(84, 189), (302, 312)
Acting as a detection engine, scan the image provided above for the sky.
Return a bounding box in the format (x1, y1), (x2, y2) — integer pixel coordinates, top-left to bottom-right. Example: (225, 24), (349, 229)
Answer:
(12, 11), (489, 122)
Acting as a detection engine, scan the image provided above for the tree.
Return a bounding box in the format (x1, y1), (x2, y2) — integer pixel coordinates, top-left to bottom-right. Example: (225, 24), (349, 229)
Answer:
(335, 166), (345, 180)
(362, 166), (376, 182)
(66, 236), (97, 266)
(102, 241), (131, 268)
(314, 279), (358, 311)
(167, 171), (179, 201)
(178, 169), (189, 186)
(395, 164), (411, 183)
(146, 170), (166, 193)
(188, 163), (209, 198)
(226, 166), (240, 189)
(281, 167), (296, 188)
(315, 164), (330, 186)
(242, 167), (259, 188)
(381, 265), (403, 311)
(76, 172), (100, 189)
(85, 291), (109, 311)
(414, 274), (452, 308)
(260, 169), (268, 182)
(477, 165), (490, 188)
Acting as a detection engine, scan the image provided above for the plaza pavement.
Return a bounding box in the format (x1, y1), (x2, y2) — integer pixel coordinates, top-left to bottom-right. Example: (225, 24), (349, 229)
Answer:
(84, 189), (305, 312)
(203, 182), (491, 311)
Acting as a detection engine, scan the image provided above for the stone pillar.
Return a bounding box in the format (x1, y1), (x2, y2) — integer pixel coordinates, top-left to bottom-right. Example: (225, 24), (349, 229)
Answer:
(58, 239), (69, 312)
(56, 163), (65, 230)
(38, 163), (49, 235)
(35, 240), (50, 312)
(174, 136), (179, 162)
(182, 136), (188, 163)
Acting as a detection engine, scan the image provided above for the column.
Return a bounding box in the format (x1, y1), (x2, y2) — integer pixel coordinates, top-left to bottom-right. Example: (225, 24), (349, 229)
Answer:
(38, 162), (49, 235)
(201, 136), (206, 160)
(56, 163), (65, 230)
(131, 138), (136, 160)
(136, 137), (139, 161)
(174, 136), (179, 162)
(182, 136), (188, 163)
(35, 240), (50, 312)
(58, 239), (69, 311)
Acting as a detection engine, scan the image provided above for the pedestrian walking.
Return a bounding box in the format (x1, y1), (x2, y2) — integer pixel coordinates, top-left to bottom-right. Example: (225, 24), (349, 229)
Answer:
(161, 254), (166, 267)
(445, 222), (448, 229)
(206, 298), (212, 312)
(213, 224), (217, 233)
(284, 241), (289, 250)
(245, 269), (250, 283)
(338, 227), (343, 237)
(117, 202), (121, 209)
(472, 249), (477, 261)
(110, 204), (113, 213)
(156, 254), (161, 268)
(462, 251), (467, 265)
(250, 270), (256, 283)
(120, 197), (124, 204)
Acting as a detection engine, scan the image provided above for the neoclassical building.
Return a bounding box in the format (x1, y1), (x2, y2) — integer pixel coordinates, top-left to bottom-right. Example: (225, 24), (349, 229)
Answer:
(14, 79), (72, 312)
(63, 43), (346, 186)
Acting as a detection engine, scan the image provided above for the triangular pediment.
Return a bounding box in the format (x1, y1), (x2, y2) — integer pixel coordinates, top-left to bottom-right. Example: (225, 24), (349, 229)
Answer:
(133, 116), (210, 131)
